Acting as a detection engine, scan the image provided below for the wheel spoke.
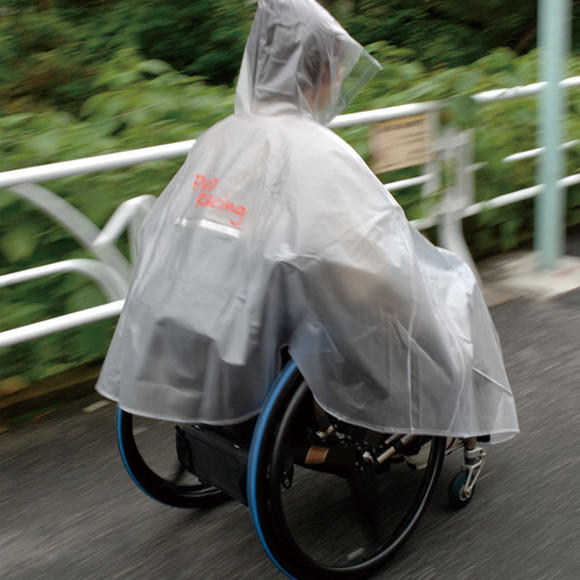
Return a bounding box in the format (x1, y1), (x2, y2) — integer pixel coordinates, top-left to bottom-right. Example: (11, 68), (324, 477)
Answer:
(349, 465), (380, 544)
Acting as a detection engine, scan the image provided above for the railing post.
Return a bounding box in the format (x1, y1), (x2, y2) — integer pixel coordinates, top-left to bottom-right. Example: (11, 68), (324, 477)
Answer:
(536, 0), (571, 268)
(421, 111), (441, 214)
(437, 129), (481, 283)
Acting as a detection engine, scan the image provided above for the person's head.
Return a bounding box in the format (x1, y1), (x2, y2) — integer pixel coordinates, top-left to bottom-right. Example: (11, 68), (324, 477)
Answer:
(300, 39), (345, 115)
(235, 0), (380, 124)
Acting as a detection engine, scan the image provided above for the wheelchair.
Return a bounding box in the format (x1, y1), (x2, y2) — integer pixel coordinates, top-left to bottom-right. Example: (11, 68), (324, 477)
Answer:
(116, 360), (488, 580)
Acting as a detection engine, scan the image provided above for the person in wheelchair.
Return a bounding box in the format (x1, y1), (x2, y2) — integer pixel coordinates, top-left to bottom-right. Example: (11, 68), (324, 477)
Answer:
(97, 0), (517, 444)
(101, 2), (519, 576)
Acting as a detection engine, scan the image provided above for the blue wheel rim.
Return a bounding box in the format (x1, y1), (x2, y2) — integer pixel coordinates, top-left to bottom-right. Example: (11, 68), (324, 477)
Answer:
(247, 360), (299, 580)
(116, 406), (160, 502)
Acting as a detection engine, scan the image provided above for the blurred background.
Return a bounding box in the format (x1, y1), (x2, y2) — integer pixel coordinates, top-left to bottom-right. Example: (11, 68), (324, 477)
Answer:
(0, 0), (579, 416)
(1, 3), (580, 580)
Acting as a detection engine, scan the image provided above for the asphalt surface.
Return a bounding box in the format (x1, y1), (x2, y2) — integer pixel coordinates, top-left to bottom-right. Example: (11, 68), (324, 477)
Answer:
(1, 287), (580, 579)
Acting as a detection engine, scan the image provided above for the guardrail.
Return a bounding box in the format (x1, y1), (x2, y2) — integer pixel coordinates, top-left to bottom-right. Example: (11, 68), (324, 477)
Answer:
(1, 77), (579, 350)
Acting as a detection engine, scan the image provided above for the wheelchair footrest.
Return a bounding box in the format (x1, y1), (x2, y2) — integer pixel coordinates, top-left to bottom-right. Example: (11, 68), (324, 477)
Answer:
(175, 425), (249, 504)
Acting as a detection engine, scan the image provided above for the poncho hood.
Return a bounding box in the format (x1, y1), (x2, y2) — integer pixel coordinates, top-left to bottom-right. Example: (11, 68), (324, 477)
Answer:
(235, 0), (381, 124)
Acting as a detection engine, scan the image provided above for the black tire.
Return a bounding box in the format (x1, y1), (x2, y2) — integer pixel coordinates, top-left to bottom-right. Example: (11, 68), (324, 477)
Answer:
(248, 363), (446, 579)
(448, 469), (473, 510)
(116, 408), (225, 508)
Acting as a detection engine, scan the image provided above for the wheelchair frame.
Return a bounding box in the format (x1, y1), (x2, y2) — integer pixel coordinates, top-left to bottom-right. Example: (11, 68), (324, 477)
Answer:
(116, 360), (488, 579)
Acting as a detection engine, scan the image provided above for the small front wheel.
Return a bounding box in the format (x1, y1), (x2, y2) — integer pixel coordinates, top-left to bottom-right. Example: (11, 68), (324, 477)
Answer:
(448, 469), (473, 510)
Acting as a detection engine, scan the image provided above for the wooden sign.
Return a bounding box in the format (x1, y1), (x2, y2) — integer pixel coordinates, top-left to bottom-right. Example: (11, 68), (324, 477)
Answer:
(369, 113), (435, 173)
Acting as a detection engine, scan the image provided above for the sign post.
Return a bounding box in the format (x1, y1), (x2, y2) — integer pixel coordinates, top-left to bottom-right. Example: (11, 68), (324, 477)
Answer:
(536, 0), (570, 269)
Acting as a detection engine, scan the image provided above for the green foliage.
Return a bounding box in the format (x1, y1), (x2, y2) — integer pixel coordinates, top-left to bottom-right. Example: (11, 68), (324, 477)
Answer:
(333, 0), (539, 67)
(4, 0), (577, 115)
(0, 0), (251, 114)
(0, 7), (98, 114)
(135, 0), (253, 85)
(0, 1), (579, 391)
(0, 46), (237, 387)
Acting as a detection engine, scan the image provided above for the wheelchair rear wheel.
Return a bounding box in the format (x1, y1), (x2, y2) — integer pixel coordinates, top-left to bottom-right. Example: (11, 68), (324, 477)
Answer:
(248, 363), (446, 579)
(117, 408), (225, 508)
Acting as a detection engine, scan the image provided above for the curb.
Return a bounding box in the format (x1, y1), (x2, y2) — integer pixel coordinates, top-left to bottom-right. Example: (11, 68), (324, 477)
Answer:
(0, 361), (103, 429)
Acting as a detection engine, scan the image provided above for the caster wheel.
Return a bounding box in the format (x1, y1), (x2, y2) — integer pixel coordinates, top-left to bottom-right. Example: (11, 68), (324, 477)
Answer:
(448, 469), (473, 510)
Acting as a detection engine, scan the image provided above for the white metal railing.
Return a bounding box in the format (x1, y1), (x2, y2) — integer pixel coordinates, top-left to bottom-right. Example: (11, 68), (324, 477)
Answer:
(1, 77), (578, 349)
(0, 259), (127, 301)
(0, 301), (125, 349)
(471, 75), (580, 103)
(1, 77), (578, 192)
(0, 102), (442, 190)
(502, 140), (579, 163)
(0, 140), (197, 190)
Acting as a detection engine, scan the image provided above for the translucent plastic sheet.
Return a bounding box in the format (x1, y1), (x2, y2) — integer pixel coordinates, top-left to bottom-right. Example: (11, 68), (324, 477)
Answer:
(97, 0), (518, 443)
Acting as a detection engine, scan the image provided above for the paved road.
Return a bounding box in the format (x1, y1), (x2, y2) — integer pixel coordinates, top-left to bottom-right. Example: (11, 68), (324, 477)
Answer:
(1, 285), (579, 580)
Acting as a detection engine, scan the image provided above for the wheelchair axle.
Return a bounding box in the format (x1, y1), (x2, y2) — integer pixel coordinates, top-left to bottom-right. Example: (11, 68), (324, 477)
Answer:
(376, 434), (417, 464)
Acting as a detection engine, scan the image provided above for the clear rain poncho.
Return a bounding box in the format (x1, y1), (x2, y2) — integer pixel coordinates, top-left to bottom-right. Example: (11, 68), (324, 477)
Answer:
(96, 0), (519, 443)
